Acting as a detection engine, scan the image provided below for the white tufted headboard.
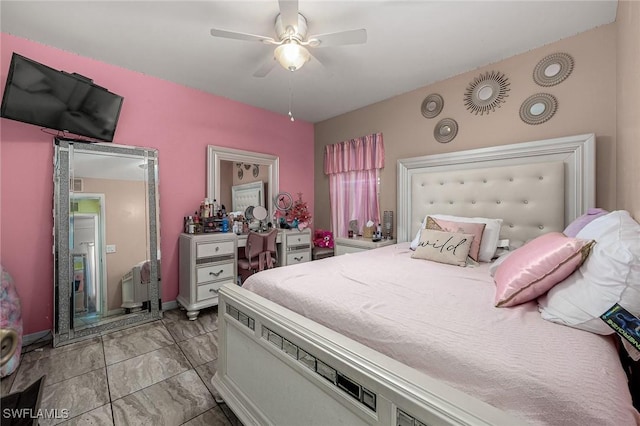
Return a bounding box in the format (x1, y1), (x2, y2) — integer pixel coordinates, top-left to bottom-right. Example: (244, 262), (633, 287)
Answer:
(397, 133), (595, 244)
(232, 181), (265, 213)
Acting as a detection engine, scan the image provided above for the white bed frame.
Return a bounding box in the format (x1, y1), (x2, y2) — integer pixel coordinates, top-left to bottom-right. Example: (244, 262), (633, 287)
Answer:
(212, 133), (596, 426)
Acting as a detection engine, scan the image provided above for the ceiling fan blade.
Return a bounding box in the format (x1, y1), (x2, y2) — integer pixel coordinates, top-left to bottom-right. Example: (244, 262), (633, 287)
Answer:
(278, 0), (299, 31)
(309, 52), (333, 78)
(253, 55), (277, 78)
(210, 28), (277, 45)
(308, 29), (367, 47)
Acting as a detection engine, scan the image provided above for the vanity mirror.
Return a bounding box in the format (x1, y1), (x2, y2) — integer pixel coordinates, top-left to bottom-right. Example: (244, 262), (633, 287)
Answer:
(207, 146), (279, 223)
(53, 139), (161, 346)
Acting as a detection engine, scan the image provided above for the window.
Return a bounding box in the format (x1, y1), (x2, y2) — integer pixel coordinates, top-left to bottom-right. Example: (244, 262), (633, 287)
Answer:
(324, 133), (384, 238)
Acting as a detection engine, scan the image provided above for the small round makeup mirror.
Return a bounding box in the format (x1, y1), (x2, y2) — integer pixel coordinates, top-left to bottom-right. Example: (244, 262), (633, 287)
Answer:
(253, 205), (268, 222)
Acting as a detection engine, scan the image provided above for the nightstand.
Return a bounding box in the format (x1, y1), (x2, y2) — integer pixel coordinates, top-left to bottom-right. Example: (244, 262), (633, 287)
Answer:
(178, 233), (237, 320)
(279, 229), (312, 265)
(334, 236), (396, 255)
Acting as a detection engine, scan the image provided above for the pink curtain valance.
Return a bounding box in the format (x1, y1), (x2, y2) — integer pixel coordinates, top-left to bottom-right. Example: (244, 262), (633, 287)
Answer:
(324, 132), (384, 175)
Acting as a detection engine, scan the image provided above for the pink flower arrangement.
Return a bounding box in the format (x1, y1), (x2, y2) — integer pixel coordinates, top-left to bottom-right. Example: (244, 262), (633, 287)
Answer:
(285, 192), (312, 229)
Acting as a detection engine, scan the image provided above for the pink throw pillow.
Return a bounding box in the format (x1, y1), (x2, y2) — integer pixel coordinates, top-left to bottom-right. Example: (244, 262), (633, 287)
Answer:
(494, 232), (594, 307)
(426, 217), (486, 262)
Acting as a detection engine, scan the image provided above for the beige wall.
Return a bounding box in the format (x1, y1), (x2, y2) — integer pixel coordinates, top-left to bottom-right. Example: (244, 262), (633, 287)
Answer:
(83, 178), (147, 311)
(218, 160), (271, 212)
(616, 1), (640, 220)
(315, 24), (618, 231)
(219, 160), (233, 211)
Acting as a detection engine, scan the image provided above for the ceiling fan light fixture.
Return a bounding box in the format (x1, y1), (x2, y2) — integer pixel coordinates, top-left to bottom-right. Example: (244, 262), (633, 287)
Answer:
(274, 41), (310, 71)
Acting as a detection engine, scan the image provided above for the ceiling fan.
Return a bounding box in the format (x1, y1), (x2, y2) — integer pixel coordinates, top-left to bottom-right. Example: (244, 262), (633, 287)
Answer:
(210, 0), (367, 77)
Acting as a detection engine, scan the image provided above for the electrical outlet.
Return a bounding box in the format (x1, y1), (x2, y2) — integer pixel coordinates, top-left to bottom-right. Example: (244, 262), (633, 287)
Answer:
(106, 244), (116, 253)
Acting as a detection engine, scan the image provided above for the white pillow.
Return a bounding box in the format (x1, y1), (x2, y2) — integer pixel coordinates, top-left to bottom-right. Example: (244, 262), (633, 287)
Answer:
(539, 210), (640, 335)
(410, 214), (503, 262)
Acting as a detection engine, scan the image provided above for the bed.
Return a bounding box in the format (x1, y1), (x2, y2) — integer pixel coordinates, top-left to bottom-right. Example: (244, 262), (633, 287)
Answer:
(212, 133), (640, 425)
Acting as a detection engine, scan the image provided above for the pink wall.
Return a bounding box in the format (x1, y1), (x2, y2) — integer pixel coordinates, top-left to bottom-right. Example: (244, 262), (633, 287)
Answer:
(0, 33), (315, 335)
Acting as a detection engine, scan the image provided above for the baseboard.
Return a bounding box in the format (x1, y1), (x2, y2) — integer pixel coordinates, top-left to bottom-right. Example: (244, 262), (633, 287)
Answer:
(162, 300), (178, 311)
(23, 330), (52, 347)
(22, 301), (178, 346)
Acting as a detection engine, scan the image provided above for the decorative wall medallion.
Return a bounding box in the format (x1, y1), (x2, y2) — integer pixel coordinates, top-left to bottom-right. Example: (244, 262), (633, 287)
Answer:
(237, 168), (244, 179)
(519, 93), (558, 125)
(252, 164), (260, 178)
(533, 52), (574, 87)
(421, 93), (444, 118)
(463, 71), (510, 115)
(434, 118), (458, 143)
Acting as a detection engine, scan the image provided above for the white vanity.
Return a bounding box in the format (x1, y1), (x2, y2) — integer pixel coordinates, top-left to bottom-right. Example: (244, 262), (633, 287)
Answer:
(178, 228), (311, 320)
(176, 144), (312, 319)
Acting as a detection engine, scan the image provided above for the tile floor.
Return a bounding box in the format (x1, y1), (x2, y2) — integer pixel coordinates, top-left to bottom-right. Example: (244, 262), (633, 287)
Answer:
(1, 306), (242, 426)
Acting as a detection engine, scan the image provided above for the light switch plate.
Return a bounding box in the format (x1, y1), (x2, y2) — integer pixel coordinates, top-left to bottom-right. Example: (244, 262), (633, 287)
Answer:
(106, 244), (116, 253)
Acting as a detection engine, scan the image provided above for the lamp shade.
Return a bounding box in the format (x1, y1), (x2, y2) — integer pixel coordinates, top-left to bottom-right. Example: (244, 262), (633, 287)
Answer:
(274, 42), (310, 71)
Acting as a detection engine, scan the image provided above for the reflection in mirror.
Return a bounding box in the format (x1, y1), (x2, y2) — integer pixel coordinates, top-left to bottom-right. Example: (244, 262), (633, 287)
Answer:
(426, 101), (437, 112)
(53, 139), (161, 346)
(529, 102), (546, 116)
(207, 146), (279, 224)
(439, 125), (452, 136)
(544, 63), (561, 77)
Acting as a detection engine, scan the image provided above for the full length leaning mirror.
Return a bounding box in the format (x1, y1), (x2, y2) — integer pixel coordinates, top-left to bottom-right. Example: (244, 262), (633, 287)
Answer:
(53, 139), (161, 346)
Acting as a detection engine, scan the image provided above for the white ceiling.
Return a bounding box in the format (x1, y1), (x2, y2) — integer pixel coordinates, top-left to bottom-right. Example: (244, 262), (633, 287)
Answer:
(1, 1), (617, 123)
(73, 151), (148, 181)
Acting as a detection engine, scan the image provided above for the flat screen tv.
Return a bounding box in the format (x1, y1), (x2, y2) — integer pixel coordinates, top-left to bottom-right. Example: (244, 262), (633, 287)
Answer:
(1, 53), (124, 142)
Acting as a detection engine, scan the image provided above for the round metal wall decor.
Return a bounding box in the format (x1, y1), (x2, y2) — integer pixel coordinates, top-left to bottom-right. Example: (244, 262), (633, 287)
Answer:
(463, 71), (510, 115)
(519, 93), (558, 125)
(533, 52), (574, 87)
(421, 93), (444, 118)
(434, 118), (458, 143)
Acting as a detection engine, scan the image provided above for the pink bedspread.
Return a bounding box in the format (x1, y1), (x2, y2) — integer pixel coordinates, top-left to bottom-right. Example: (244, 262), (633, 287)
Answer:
(243, 243), (640, 426)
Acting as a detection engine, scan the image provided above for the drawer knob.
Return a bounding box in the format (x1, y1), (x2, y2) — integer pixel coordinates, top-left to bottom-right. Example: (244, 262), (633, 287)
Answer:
(215, 246), (220, 252)
(210, 270), (224, 277)
(209, 288), (218, 293)
(294, 256), (303, 262)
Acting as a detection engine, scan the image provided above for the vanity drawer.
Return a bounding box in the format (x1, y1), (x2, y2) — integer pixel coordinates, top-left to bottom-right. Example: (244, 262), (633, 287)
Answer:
(287, 233), (311, 248)
(196, 261), (235, 284)
(286, 251), (310, 265)
(196, 240), (235, 258)
(197, 281), (224, 302)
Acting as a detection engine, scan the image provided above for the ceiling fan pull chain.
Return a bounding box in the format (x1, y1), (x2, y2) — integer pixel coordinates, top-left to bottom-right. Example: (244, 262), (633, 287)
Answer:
(288, 72), (295, 122)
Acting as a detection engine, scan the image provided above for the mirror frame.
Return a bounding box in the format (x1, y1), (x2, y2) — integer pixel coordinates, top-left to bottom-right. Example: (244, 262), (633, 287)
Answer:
(206, 145), (279, 220)
(53, 138), (161, 346)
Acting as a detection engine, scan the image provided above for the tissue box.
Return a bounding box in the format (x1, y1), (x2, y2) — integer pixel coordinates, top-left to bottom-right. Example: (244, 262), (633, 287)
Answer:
(362, 226), (374, 238)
